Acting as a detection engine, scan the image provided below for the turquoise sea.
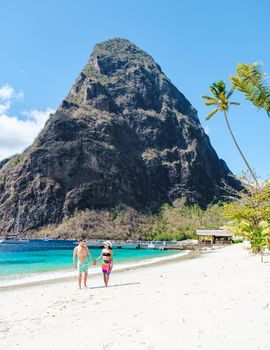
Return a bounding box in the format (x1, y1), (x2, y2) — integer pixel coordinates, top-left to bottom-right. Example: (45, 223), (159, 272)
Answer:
(0, 240), (184, 286)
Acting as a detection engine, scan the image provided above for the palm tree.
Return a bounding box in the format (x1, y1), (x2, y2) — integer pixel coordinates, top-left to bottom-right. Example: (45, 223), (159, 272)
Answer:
(202, 80), (259, 186)
(231, 63), (270, 117)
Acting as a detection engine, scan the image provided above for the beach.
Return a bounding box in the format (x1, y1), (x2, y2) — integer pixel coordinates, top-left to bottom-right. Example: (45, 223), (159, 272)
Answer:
(0, 244), (270, 350)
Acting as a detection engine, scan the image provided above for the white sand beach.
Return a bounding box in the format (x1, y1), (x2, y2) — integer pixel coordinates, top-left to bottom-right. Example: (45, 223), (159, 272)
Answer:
(1, 244), (270, 350)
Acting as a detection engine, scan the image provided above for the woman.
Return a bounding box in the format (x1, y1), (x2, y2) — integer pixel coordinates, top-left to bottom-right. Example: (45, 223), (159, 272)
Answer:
(95, 240), (113, 287)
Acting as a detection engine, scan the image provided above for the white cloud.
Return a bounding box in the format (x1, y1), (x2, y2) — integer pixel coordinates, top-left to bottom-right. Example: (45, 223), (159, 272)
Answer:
(0, 84), (24, 115)
(0, 101), (11, 114)
(0, 84), (54, 161)
(0, 84), (14, 100)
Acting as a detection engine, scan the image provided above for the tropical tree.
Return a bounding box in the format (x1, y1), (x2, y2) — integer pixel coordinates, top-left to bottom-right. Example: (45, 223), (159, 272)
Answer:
(231, 63), (270, 117)
(224, 181), (270, 262)
(202, 80), (259, 186)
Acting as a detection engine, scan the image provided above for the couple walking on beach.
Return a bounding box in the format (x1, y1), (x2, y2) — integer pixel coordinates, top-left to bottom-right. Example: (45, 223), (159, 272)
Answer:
(73, 238), (113, 289)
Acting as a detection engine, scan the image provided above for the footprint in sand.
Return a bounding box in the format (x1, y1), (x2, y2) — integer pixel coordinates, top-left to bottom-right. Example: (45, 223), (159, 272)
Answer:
(0, 323), (10, 336)
(103, 339), (121, 349)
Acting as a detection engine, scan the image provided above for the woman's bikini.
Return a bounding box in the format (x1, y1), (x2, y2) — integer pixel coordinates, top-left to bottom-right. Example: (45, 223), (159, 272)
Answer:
(103, 251), (111, 258)
(102, 249), (112, 275)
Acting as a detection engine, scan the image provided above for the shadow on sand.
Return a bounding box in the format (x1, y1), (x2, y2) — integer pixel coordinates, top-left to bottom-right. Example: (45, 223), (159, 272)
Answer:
(89, 282), (140, 289)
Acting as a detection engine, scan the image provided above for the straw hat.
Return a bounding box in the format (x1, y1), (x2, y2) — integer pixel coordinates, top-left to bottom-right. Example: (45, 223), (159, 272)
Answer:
(103, 240), (112, 247)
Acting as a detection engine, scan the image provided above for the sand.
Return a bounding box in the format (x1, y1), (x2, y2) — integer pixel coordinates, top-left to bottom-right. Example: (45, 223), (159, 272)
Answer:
(0, 244), (270, 350)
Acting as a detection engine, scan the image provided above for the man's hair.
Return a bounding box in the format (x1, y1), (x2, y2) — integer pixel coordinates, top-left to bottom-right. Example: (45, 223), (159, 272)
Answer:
(79, 237), (85, 242)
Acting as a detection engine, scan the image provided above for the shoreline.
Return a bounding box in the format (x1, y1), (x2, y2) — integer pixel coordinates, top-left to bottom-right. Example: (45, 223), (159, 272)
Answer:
(0, 249), (195, 291)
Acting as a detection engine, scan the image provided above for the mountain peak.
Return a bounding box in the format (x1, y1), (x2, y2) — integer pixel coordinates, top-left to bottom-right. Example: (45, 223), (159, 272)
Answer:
(94, 38), (139, 52)
(0, 39), (241, 233)
(93, 38), (154, 61)
(62, 38), (194, 118)
(81, 37), (161, 78)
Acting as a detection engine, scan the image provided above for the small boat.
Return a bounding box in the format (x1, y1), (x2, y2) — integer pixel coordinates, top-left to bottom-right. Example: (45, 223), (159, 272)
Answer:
(147, 242), (155, 249)
(0, 235), (29, 244)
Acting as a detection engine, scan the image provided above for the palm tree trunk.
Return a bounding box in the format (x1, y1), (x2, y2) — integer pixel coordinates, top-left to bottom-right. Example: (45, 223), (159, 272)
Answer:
(223, 111), (259, 187)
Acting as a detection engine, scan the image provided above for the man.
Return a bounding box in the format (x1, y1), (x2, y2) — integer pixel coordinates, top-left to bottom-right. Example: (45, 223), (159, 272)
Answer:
(73, 237), (96, 289)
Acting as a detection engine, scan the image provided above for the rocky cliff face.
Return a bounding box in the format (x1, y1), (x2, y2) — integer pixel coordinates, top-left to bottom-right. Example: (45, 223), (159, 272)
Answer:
(0, 38), (240, 233)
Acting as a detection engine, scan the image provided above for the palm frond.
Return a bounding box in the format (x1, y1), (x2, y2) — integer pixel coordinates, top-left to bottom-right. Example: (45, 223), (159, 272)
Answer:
(205, 108), (218, 120)
(205, 99), (218, 106)
(210, 86), (219, 97)
(226, 87), (234, 99)
(201, 95), (214, 100)
(231, 62), (270, 117)
(229, 102), (241, 106)
(215, 80), (226, 94)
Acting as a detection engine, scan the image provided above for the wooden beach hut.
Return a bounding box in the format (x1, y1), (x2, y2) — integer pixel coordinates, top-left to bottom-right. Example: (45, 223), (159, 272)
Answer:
(196, 229), (233, 245)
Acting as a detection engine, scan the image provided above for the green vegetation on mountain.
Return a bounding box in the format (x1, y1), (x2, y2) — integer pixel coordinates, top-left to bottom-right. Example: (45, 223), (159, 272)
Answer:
(33, 202), (225, 241)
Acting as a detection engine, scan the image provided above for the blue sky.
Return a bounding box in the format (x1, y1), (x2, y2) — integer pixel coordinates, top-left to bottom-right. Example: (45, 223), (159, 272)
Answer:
(0, 0), (269, 179)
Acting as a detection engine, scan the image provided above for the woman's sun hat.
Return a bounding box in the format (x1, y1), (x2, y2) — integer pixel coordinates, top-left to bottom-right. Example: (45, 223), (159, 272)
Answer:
(103, 240), (112, 247)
